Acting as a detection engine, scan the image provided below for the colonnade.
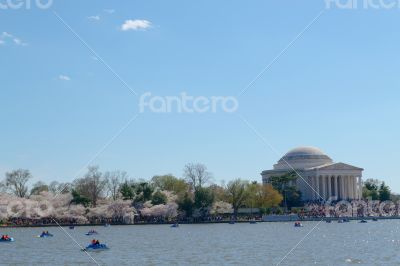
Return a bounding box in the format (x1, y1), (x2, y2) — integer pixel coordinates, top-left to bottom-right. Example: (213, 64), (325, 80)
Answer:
(305, 175), (362, 201)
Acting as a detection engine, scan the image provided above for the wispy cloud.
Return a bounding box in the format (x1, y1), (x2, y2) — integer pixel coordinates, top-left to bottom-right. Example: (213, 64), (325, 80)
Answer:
(104, 9), (115, 14)
(88, 15), (100, 21)
(0, 32), (28, 46)
(121, 19), (151, 31)
(59, 75), (71, 81)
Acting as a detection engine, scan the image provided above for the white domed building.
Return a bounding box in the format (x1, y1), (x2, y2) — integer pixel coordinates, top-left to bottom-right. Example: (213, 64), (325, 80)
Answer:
(261, 146), (363, 201)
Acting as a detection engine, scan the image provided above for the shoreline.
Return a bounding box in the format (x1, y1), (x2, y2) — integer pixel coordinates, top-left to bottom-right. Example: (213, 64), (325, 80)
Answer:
(1, 216), (399, 228)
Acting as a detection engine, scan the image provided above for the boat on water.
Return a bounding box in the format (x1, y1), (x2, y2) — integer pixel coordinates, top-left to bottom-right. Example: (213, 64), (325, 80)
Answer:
(82, 243), (109, 251)
(372, 218), (378, 221)
(38, 231), (53, 238)
(0, 235), (14, 242)
(359, 220), (368, 223)
(170, 223), (179, 228)
(294, 222), (303, 227)
(69, 226), (75, 230)
(325, 220), (332, 223)
(85, 230), (99, 236)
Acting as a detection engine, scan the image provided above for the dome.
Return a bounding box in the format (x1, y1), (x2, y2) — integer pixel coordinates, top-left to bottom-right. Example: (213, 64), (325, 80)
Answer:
(273, 146), (333, 170)
(283, 146), (327, 158)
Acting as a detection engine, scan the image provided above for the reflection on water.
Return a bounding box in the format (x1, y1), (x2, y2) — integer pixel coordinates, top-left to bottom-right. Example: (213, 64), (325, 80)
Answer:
(2, 220), (400, 265)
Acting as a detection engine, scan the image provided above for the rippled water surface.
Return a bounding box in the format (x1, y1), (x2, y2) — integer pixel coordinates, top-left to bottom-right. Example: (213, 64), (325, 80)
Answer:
(2, 220), (400, 265)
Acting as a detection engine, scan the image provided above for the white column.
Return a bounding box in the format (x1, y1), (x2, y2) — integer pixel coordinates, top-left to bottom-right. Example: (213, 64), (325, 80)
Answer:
(310, 176), (314, 200)
(340, 176), (345, 200)
(334, 176), (338, 200)
(316, 175), (320, 200)
(349, 176), (353, 199)
(352, 176), (356, 199)
(328, 176), (332, 200)
(321, 176), (325, 201)
(358, 176), (362, 200)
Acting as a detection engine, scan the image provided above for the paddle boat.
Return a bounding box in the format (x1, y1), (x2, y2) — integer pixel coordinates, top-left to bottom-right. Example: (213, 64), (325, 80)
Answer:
(294, 221), (303, 227)
(325, 220), (332, 223)
(0, 235), (14, 242)
(85, 230), (98, 236)
(38, 231), (53, 238)
(170, 223), (179, 228)
(82, 240), (109, 251)
(69, 226), (75, 230)
(359, 219), (368, 223)
(372, 217), (378, 221)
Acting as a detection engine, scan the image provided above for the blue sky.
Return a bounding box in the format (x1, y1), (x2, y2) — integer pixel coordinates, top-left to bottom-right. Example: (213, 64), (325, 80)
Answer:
(1, 1), (400, 191)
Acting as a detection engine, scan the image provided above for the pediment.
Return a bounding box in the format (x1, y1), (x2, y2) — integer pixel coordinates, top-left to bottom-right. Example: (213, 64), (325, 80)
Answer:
(312, 162), (363, 171)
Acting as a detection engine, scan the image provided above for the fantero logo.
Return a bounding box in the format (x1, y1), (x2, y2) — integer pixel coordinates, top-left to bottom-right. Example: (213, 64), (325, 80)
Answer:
(139, 92), (239, 114)
(0, 0), (53, 10)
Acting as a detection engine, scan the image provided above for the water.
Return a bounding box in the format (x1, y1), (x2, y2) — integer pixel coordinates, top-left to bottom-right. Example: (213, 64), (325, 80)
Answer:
(2, 220), (400, 265)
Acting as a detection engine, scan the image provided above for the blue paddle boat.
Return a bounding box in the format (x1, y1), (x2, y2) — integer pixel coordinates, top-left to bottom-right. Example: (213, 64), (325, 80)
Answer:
(82, 243), (109, 251)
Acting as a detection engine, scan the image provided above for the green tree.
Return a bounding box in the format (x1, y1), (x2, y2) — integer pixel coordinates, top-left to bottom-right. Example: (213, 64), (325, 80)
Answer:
(119, 181), (135, 200)
(269, 172), (302, 208)
(151, 190), (167, 205)
(363, 178), (379, 200)
(178, 192), (194, 217)
(194, 187), (215, 209)
(135, 182), (154, 203)
(151, 175), (188, 196)
(226, 179), (249, 219)
(379, 182), (391, 201)
(70, 189), (90, 207)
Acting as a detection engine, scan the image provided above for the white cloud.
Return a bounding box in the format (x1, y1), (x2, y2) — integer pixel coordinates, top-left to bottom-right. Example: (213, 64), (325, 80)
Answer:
(88, 15), (100, 21)
(1, 32), (27, 46)
(121, 19), (151, 31)
(2, 32), (13, 38)
(104, 9), (115, 14)
(59, 75), (71, 81)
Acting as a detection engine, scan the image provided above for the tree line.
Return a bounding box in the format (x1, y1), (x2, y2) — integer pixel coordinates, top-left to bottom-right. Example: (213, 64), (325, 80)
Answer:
(1, 165), (396, 222)
(0, 164), (285, 220)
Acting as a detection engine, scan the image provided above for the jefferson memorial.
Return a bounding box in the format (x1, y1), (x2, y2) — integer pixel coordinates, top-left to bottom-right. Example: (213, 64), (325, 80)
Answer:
(261, 146), (363, 201)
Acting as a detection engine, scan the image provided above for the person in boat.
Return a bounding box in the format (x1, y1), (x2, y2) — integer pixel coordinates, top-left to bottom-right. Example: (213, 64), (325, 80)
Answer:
(95, 240), (100, 245)
(91, 239), (96, 245)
